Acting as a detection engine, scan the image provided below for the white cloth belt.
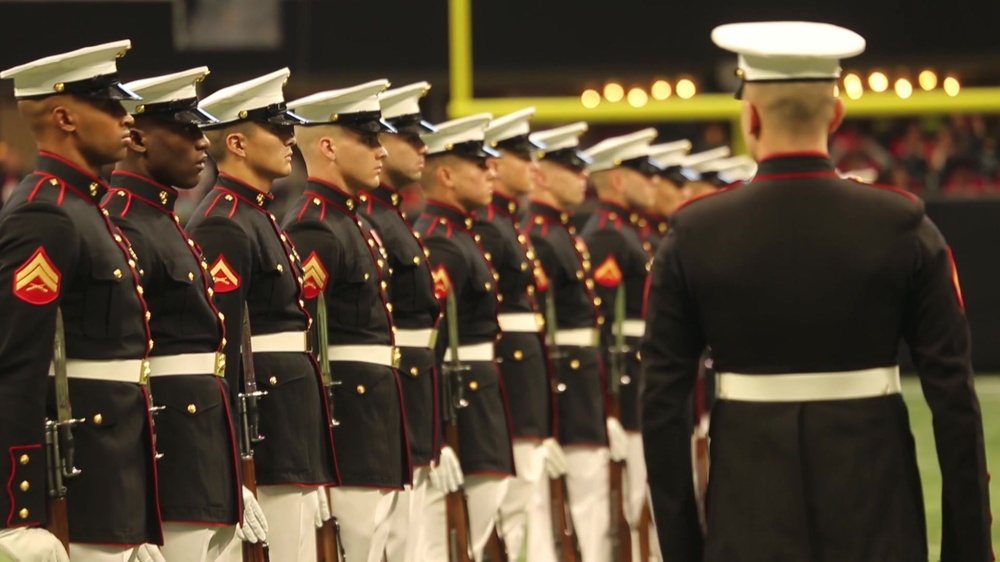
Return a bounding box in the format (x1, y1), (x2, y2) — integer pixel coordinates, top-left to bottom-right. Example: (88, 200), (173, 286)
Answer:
(148, 352), (225, 377)
(497, 313), (542, 333)
(554, 328), (599, 347)
(327, 345), (400, 368)
(251, 331), (309, 353)
(618, 319), (645, 338)
(395, 328), (435, 349)
(443, 342), (495, 362)
(49, 358), (148, 384)
(716, 366), (902, 402)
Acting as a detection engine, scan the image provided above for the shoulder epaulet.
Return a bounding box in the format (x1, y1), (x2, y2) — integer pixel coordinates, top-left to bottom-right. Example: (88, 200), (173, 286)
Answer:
(673, 183), (742, 214)
(27, 174), (66, 205)
(102, 188), (134, 217)
(204, 190), (239, 218)
(421, 216), (455, 240)
(296, 194), (328, 222)
(847, 178), (921, 204)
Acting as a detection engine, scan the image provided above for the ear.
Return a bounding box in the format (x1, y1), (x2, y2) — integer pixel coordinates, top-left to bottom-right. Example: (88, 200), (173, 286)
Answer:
(319, 136), (337, 162)
(486, 157), (501, 175)
(534, 166), (550, 190)
(226, 132), (247, 159)
(436, 162), (453, 190)
(829, 98), (846, 133)
(52, 106), (76, 133)
(747, 101), (762, 139)
(610, 169), (627, 195)
(126, 126), (148, 154)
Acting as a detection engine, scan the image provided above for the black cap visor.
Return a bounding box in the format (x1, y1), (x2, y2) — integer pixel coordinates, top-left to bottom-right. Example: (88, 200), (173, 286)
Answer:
(385, 113), (436, 135)
(620, 155), (663, 178)
(540, 147), (591, 172)
(134, 97), (218, 125)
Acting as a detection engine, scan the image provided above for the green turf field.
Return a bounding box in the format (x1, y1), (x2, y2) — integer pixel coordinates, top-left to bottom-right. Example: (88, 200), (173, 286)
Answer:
(905, 375), (1000, 555)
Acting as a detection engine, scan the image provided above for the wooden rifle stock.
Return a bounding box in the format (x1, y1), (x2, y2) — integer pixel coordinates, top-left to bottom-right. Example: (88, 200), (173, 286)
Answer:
(484, 527), (508, 561)
(45, 496), (69, 554)
(638, 503), (653, 561)
(240, 458), (269, 562)
(443, 423), (474, 562)
(549, 476), (582, 562)
(315, 487), (340, 562)
(608, 454), (632, 562)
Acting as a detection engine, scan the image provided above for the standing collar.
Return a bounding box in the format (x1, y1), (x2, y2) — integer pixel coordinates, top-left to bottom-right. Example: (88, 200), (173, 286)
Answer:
(110, 171), (178, 213)
(597, 199), (643, 228)
(423, 200), (474, 230)
(368, 183), (402, 209)
(35, 151), (109, 204)
(492, 192), (519, 216)
(215, 173), (274, 210)
(306, 177), (361, 214)
(754, 152), (837, 180)
(526, 201), (571, 225)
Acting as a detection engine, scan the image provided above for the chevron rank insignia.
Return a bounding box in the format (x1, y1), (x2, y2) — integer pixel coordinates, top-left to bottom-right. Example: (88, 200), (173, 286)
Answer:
(210, 255), (240, 294)
(301, 251), (329, 300)
(13, 247), (61, 305)
(533, 263), (550, 293)
(593, 255), (623, 288)
(431, 265), (452, 301)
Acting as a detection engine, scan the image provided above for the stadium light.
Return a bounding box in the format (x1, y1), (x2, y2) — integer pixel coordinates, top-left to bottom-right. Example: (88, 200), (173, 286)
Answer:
(676, 79), (697, 99)
(918, 70), (938, 91)
(868, 72), (889, 93)
(603, 82), (624, 103)
(651, 80), (672, 100)
(581, 89), (601, 108)
(627, 88), (648, 108)
(895, 78), (913, 99)
(944, 76), (961, 97)
(843, 72), (864, 99)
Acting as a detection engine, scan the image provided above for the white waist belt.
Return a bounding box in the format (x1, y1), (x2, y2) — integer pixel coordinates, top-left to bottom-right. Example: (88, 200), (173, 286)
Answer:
(49, 358), (148, 384)
(251, 331), (310, 353)
(444, 342), (495, 362)
(328, 345), (400, 368)
(554, 328), (599, 347)
(716, 366), (901, 402)
(148, 352), (225, 377)
(395, 328), (435, 349)
(498, 313), (542, 333)
(619, 319), (645, 339)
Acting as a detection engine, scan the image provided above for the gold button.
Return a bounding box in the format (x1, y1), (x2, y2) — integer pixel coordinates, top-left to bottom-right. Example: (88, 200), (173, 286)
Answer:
(469, 381), (479, 391)
(386, 303), (394, 312)
(18, 455), (29, 465)
(364, 273), (371, 281)
(518, 234), (526, 243)
(586, 280), (595, 289)
(526, 251), (535, 260)
(484, 252), (492, 261)
(368, 239), (375, 247)
(277, 264), (284, 273)
(485, 282), (492, 291)
(377, 259), (385, 268)
(527, 286), (535, 295)
(145, 311), (151, 321)
(137, 286), (144, 295)
(221, 337), (227, 348)
(268, 376), (278, 385)
(410, 367), (419, 377)
(202, 262), (208, 271)
(93, 413), (103, 425)
(497, 295), (504, 303)
(188, 272), (195, 281)
(225, 195), (234, 201)
(127, 259), (136, 268)
(113, 268), (123, 279)
(148, 339), (154, 351)
(18, 508), (28, 520)
(280, 234), (287, 242)
(114, 234), (123, 242)
(520, 262), (528, 271)
(412, 256), (421, 266)
(102, 209), (110, 217)
(513, 350), (524, 361)
(187, 239), (195, 247)
(313, 198), (321, 205)
(19, 481), (29, 492)
(187, 404), (197, 414)
(570, 359), (581, 370)
(381, 281), (388, 290)
(474, 234), (482, 243)
(597, 317), (606, 326)
(298, 299), (305, 307)
(576, 270), (584, 280)
(357, 385), (366, 395)
(594, 297), (602, 306)
(218, 312), (225, 321)
(208, 288), (214, 297)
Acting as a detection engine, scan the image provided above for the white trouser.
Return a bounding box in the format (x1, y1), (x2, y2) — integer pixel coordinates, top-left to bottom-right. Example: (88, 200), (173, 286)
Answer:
(564, 446), (610, 562)
(420, 475), (509, 562)
(527, 473), (558, 562)
(67, 544), (132, 562)
(624, 433), (662, 562)
(385, 468), (429, 562)
(224, 485), (317, 562)
(498, 439), (557, 561)
(329, 487), (398, 562)
(161, 523), (236, 562)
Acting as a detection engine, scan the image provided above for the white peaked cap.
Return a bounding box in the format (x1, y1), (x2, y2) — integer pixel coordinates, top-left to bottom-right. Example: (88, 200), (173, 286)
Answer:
(1, 39), (138, 99)
(584, 128), (658, 173)
(711, 156), (759, 183)
(379, 81), (431, 120)
(422, 113), (498, 157)
(288, 79), (390, 122)
(648, 140), (693, 168)
(530, 122), (588, 152)
(485, 107), (537, 145)
(199, 68), (303, 127)
(712, 21), (866, 82)
(122, 67), (213, 117)
(682, 147), (733, 171)
(839, 167), (879, 183)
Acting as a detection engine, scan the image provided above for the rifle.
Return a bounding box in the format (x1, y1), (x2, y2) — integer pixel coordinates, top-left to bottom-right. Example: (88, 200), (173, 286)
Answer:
(691, 351), (712, 534)
(607, 284), (632, 562)
(45, 308), (82, 552)
(442, 288), (474, 562)
(238, 303), (271, 562)
(542, 283), (581, 562)
(314, 293), (343, 562)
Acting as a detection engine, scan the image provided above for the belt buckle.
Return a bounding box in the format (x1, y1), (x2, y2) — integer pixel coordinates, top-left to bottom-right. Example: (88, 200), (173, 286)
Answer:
(391, 346), (401, 369)
(139, 359), (151, 384)
(214, 352), (226, 377)
(535, 313), (545, 331)
(302, 331), (311, 354)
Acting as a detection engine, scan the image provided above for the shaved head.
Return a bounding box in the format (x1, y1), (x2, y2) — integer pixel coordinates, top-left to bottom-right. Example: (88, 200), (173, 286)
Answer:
(743, 81), (838, 134)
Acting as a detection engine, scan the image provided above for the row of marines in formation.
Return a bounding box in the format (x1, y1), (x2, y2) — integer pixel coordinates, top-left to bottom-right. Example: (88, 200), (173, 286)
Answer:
(0, 40), (746, 562)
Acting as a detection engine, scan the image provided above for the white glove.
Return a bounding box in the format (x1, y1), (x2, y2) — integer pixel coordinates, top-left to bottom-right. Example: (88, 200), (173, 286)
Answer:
(314, 486), (332, 528)
(606, 417), (628, 462)
(429, 446), (465, 493)
(0, 528), (70, 562)
(541, 437), (568, 478)
(128, 543), (166, 562)
(237, 486), (269, 543)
